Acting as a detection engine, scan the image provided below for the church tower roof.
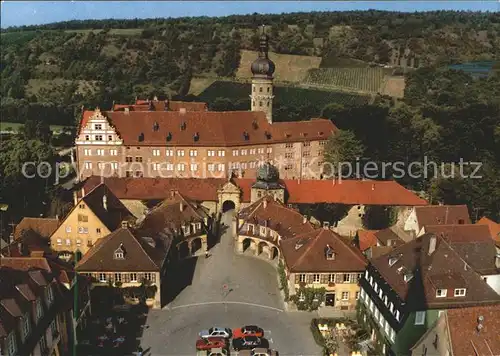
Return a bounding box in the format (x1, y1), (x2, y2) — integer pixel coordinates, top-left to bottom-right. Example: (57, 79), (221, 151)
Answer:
(251, 25), (275, 78)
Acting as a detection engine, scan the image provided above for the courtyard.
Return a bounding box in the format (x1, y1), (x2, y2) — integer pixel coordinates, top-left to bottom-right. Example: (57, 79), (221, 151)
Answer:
(139, 211), (323, 355)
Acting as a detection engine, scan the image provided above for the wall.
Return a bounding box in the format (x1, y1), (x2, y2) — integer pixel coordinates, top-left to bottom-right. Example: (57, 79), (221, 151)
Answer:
(483, 274), (500, 295)
(410, 312), (451, 356)
(250, 187), (285, 204)
(403, 208), (418, 235)
(393, 310), (439, 355)
(50, 201), (111, 254)
(335, 205), (365, 237)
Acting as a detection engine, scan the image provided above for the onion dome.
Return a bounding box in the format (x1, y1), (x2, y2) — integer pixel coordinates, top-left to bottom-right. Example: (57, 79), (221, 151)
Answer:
(250, 25), (275, 77)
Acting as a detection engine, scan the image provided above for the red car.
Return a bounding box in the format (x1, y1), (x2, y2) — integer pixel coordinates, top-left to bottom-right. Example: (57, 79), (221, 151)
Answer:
(233, 325), (264, 339)
(196, 337), (227, 351)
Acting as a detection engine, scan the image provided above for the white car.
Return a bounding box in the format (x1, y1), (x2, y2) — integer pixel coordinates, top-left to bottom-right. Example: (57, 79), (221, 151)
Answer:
(199, 327), (232, 339)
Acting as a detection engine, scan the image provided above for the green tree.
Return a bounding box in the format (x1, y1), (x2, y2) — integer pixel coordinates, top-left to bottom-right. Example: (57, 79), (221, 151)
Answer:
(324, 130), (365, 177)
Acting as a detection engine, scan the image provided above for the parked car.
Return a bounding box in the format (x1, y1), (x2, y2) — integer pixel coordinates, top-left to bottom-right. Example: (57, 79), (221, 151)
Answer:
(232, 336), (268, 351)
(233, 325), (264, 338)
(196, 338), (227, 351)
(239, 348), (279, 356)
(196, 348), (228, 356)
(199, 327), (232, 339)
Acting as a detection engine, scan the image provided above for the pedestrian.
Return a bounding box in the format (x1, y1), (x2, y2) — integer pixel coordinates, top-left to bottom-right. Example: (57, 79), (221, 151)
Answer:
(137, 346), (143, 356)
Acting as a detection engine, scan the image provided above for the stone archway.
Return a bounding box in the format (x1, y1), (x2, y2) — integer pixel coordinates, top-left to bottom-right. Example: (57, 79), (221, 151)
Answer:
(191, 238), (203, 255)
(257, 241), (269, 257)
(178, 241), (190, 258)
(222, 200), (236, 212)
(242, 238), (255, 253)
(271, 246), (279, 260)
(217, 181), (241, 212)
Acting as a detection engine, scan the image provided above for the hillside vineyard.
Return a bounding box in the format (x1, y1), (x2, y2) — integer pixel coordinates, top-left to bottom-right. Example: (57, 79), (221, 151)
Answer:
(75, 28), (336, 180)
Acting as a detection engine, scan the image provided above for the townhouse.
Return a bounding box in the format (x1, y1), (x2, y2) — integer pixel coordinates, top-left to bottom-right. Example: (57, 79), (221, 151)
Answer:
(403, 205), (470, 237)
(358, 233), (500, 355)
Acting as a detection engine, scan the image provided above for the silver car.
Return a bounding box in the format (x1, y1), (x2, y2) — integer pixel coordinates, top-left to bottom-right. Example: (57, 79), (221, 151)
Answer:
(199, 327), (232, 339)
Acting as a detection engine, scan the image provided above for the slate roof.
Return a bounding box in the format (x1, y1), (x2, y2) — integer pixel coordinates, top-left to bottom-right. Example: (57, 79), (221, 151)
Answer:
(281, 228), (367, 273)
(370, 233), (500, 309)
(80, 109), (336, 147)
(76, 228), (168, 272)
(414, 205), (471, 228)
(79, 183), (134, 232)
(81, 176), (427, 206)
(238, 195), (315, 240)
(446, 305), (500, 356)
(13, 217), (59, 241)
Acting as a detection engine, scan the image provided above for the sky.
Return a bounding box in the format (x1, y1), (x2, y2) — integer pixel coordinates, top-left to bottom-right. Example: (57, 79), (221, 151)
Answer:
(1, 1), (498, 29)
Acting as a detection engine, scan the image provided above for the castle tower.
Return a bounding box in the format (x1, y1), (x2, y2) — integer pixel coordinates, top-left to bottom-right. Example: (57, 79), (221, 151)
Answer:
(250, 25), (275, 124)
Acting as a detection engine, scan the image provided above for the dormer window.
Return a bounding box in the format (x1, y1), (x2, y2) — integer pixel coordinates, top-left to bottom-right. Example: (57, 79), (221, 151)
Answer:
(389, 255), (400, 266)
(325, 244), (335, 260)
(182, 225), (191, 235)
(436, 289), (447, 298)
(114, 244), (125, 259)
(404, 272), (413, 283)
(454, 288), (466, 297)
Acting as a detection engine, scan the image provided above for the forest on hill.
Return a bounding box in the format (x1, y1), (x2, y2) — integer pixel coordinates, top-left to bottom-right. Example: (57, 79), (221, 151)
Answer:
(0, 10), (499, 224)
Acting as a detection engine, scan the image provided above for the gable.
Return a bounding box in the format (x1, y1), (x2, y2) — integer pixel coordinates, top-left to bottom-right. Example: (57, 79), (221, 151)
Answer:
(75, 109), (123, 145)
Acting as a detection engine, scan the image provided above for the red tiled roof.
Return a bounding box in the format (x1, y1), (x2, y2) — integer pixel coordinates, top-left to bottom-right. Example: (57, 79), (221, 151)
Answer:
(282, 179), (427, 206)
(476, 216), (500, 243)
(114, 100), (208, 112)
(423, 224), (493, 243)
(13, 217), (59, 241)
(447, 305), (500, 356)
(80, 109), (336, 147)
(81, 176), (427, 206)
(414, 205), (471, 227)
(357, 230), (379, 251)
(281, 228), (367, 273)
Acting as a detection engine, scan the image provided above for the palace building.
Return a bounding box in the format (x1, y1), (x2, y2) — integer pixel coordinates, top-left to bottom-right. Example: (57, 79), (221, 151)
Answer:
(74, 27), (336, 181)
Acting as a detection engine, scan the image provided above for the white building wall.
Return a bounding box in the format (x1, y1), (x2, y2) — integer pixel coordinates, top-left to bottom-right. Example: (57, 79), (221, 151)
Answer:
(403, 208), (419, 235)
(483, 274), (500, 295)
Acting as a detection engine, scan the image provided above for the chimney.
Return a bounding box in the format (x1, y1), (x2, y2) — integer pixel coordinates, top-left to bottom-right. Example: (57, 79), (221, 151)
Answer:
(124, 107), (129, 114)
(103, 195), (108, 211)
(55, 214), (59, 221)
(428, 235), (437, 255)
(121, 221), (128, 228)
(179, 201), (184, 212)
(263, 199), (268, 209)
(164, 99), (169, 111)
(303, 215), (308, 224)
(372, 184), (375, 191)
(153, 96), (158, 101)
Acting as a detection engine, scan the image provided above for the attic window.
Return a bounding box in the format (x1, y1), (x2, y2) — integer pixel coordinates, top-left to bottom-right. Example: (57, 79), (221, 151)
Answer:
(265, 131), (272, 139)
(193, 132), (200, 142)
(252, 120), (258, 129)
(138, 132), (144, 142)
(285, 133), (291, 138)
(114, 244), (125, 259)
(243, 131), (250, 141)
(153, 121), (159, 131)
(180, 122), (187, 131)
(458, 219), (464, 224)
(318, 131), (324, 136)
(403, 272), (413, 283)
(166, 132), (172, 142)
(325, 244), (335, 260)
(295, 238), (308, 250)
(389, 256), (400, 267)
(436, 289), (447, 298)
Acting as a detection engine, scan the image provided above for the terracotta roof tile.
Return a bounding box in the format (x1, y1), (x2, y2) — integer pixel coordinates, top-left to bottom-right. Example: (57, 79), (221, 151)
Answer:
(367, 246), (394, 259)
(423, 224), (493, 243)
(371, 233), (500, 309)
(81, 176), (427, 206)
(0, 257), (51, 272)
(76, 228), (164, 272)
(357, 230), (379, 251)
(113, 100), (208, 112)
(447, 305), (500, 356)
(414, 205), (471, 228)
(281, 228), (367, 273)
(476, 216), (500, 243)
(239, 196), (315, 239)
(80, 109), (336, 147)
(13, 218), (59, 241)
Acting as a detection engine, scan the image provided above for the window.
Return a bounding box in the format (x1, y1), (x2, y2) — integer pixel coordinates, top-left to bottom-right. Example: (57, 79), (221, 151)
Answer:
(84, 162), (92, 169)
(78, 214), (88, 222)
(50, 320), (58, 337)
(108, 135), (113, 141)
(94, 124), (102, 130)
(313, 274), (320, 283)
(166, 149), (173, 156)
(145, 272), (153, 281)
(115, 273), (122, 282)
(355, 292), (359, 300)
(96, 228), (101, 234)
(177, 163), (185, 171)
(415, 311), (425, 325)
(302, 151), (310, 158)
(257, 148), (264, 154)
(114, 250), (124, 259)
(84, 148), (92, 156)
(45, 285), (54, 305)
(343, 274), (351, 283)
(303, 141), (311, 147)
(390, 329), (395, 342)
(76, 239), (81, 246)
(85, 135), (89, 141)
(95, 135), (103, 141)
(189, 149), (197, 157)
(207, 164), (215, 172)
(266, 147), (272, 153)
(342, 292), (349, 300)
(285, 152), (294, 159)
(365, 270), (369, 279)
(217, 163), (225, 172)
(328, 274), (335, 283)
(110, 162), (118, 169)
(249, 149), (256, 155)
(285, 143), (294, 148)
(379, 289), (383, 299)
(241, 149), (247, 155)
(259, 87), (263, 92)
(395, 310), (400, 321)
(56, 238), (62, 245)
(130, 273), (137, 282)
(152, 162), (161, 171)
(87, 239), (93, 247)
(177, 150), (185, 157)
(436, 289), (447, 298)
(99, 273), (106, 283)
(135, 156), (143, 162)
(65, 239), (71, 246)
(241, 162), (247, 169)
(153, 149), (160, 156)
(190, 163), (198, 171)
(166, 163), (174, 171)
(218, 150), (225, 157)
(96, 149), (104, 156)
(454, 288), (466, 297)
(207, 150), (215, 157)
(299, 274), (306, 283)
(320, 140), (327, 146)
(374, 282), (378, 293)
(232, 150), (239, 156)
(126, 156), (133, 162)
(21, 313), (30, 340)
(35, 298), (43, 321)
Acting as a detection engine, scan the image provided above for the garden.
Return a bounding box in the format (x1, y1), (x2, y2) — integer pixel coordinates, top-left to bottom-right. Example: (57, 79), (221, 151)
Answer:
(311, 317), (369, 356)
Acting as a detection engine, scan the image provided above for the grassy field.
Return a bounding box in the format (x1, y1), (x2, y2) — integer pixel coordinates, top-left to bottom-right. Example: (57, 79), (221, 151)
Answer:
(304, 67), (393, 93)
(236, 50), (322, 82)
(64, 28), (142, 36)
(0, 31), (39, 45)
(26, 79), (99, 96)
(1, 122), (71, 134)
(197, 81), (370, 108)
(381, 76), (406, 98)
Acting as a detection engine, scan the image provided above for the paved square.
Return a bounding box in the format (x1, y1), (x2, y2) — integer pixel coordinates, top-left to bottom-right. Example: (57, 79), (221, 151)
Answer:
(140, 212), (322, 355)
